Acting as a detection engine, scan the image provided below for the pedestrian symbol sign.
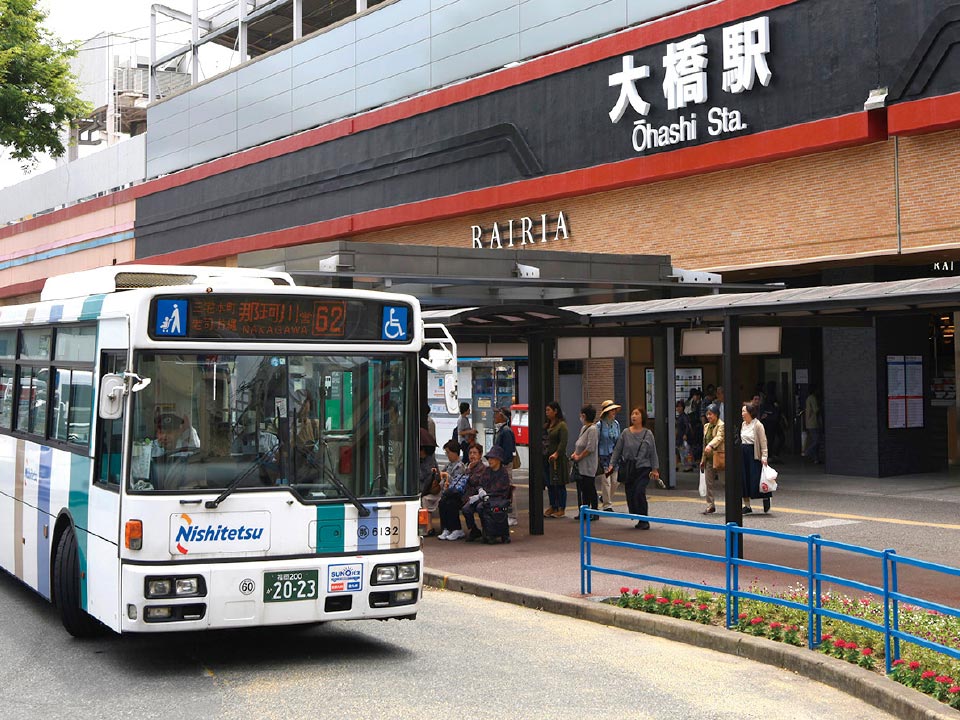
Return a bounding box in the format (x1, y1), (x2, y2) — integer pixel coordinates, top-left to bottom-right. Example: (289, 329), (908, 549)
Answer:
(156, 299), (188, 337)
(381, 306), (408, 341)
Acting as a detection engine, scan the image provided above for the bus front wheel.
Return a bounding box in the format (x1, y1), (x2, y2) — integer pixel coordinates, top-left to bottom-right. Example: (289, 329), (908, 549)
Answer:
(53, 527), (101, 638)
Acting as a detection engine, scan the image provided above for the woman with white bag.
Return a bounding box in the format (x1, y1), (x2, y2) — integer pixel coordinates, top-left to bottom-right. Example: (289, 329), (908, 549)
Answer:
(740, 402), (772, 514)
(699, 404), (724, 514)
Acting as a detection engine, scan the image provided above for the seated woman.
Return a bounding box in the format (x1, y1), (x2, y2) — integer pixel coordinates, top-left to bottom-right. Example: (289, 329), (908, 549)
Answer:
(461, 446), (511, 542)
(437, 439), (469, 541)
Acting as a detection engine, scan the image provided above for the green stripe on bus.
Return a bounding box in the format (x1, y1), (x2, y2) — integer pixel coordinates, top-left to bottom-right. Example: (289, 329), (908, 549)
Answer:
(79, 294), (106, 320)
(69, 455), (91, 610)
(315, 505), (345, 553)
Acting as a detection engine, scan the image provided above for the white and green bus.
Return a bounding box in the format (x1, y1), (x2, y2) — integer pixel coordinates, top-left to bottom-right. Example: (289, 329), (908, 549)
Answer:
(0, 265), (457, 635)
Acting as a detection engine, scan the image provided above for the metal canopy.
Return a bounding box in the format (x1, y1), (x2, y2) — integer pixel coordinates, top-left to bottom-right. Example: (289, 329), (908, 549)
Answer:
(421, 276), (960, 339)
(241, 240), (763, 309)
(575, 276), (960, 326)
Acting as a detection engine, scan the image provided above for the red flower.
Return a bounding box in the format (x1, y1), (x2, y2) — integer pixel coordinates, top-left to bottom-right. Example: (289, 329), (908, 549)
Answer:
(619, 587), (630, 594)
(936, 676), (953, 684)
(833, 639), (847, 649)
(672, 598), (685, 605)
(738, 613), (748, 619)
(643, 593), (655, 600)
(788, 625), (799, 631)
(684, 602), (693, 608)
(822, 634), (833, 640)
(698, 603), (709, 611)
(921, 671), (937, 679)
(750, 617), (764, 626)
(846, 642), (858, 650)
(861, 648), (874, 656)
(949, 686), (960, 695)
(892, 659), (906, 667)
(632, 589), (641, 596)
(656, 597), (669, 604)
(769, 622), (782, 629)
(909, 661), (921, 670)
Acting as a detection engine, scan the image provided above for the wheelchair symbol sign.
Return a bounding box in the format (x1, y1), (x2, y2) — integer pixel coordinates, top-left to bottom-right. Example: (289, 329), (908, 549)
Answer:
(382, 306), (408, 341)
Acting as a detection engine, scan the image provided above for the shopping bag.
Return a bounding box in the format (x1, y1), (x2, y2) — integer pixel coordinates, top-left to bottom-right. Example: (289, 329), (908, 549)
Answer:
(698, 469), (707, 498)
(759, 464), (779, 493)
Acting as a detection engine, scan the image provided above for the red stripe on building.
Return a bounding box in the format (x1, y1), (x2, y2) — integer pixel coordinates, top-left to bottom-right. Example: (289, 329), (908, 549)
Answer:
(888, 91), (960, 136)
(136, 111), (885, 270)
(0, 0), (796, 240)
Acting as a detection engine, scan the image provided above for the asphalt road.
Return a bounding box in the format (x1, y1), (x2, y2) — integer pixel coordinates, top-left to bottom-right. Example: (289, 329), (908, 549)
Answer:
(0, 576), (894, 720)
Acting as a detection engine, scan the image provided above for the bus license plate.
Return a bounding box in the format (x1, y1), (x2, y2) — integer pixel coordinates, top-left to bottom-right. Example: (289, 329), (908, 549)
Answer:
(263, 570), (319, 603)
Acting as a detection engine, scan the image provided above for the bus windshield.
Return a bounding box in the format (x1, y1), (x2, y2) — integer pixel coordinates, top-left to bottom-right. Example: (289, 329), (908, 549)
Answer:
(129, 352), (416, 500)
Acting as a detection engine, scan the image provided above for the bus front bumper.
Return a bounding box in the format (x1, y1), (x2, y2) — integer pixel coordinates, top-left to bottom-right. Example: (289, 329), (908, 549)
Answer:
(118, 551), (423, 632)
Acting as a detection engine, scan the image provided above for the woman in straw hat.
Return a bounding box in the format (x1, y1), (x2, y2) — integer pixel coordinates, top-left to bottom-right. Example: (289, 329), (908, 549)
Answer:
(595, 400), (622, 511)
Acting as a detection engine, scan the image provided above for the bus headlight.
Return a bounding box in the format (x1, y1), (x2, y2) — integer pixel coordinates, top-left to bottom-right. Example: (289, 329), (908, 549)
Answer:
(175, 578), (200, 596)
(146, 579), (172, 598)
(397, 563), (419, 581)
(145, 575), (206, 598)
(372, 563), (419, 585)
(375, 566), (397, 584)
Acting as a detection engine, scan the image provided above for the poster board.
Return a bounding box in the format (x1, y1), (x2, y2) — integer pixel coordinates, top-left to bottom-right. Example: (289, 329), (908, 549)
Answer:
(644, 368), (703, 418)
(887, 355), (923, 429)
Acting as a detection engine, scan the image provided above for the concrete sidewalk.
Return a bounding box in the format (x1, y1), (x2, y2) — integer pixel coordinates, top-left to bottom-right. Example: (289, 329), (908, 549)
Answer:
(422, 460), (960, 604)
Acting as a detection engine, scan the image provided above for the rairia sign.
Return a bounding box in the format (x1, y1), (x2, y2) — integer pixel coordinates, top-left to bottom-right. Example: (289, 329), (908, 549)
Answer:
(609, 16), (772, 152)
(471, 211), (570, 250)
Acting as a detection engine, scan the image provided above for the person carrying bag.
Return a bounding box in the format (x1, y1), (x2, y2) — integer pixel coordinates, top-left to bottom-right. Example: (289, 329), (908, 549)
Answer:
(699, 403), (725, 515)
(606, 406), (661, 530)
(571, 404), (600, 519)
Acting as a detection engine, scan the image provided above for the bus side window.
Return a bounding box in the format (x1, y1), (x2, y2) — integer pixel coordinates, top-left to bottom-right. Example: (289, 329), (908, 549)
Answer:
(96, 352), (125, 487)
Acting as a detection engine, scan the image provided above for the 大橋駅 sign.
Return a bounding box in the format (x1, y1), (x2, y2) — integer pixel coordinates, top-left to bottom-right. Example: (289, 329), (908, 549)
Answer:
(608, 16), (772, 155)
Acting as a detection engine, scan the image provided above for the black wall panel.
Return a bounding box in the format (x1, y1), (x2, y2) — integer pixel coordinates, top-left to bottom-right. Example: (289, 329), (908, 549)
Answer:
(135, 0), (960, 259)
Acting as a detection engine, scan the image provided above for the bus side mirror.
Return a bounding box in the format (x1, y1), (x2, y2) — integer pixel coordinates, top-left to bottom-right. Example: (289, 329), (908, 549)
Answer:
(99, 372), (151, 420)
(443, 372), (459, 415)
(99, 374), (126, 420)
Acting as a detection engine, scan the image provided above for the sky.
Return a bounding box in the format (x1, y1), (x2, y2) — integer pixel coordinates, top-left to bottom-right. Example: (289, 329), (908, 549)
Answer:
(0, 0), (233, 189)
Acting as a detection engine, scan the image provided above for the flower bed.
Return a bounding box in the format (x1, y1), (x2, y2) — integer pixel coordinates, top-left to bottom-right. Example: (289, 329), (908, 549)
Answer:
(611, 584), (960, 712)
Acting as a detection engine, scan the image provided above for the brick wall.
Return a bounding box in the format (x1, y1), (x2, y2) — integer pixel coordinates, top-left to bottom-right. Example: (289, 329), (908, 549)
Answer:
(348, 132), (960, 274)
(582, 358), (616, 412)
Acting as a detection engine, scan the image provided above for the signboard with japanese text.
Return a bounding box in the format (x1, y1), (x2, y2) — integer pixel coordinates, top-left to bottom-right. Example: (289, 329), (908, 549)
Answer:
(148, 295), (414, 343)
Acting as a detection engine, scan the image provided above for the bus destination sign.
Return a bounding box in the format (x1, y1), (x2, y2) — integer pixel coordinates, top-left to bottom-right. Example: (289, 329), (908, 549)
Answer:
(151, 295), (411, 342)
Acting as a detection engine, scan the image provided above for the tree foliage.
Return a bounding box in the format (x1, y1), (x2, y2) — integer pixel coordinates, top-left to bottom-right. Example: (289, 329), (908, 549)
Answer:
(0, 0), (89, 162)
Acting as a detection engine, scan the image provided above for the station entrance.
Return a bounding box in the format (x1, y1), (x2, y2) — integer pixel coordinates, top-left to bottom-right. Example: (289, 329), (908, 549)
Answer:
(239, 241), (960, 533)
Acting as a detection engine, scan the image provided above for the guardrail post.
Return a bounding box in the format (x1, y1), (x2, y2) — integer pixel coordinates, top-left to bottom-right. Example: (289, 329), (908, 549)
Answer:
(580, 510), (587, 595)
(882, 548), (893, 674)
(889, 549), (900, 663)
(580, 507), (593, 595)
(814, 537), (823, 645)
(807, 534), (820, 649)
(725, 522), (732, 627)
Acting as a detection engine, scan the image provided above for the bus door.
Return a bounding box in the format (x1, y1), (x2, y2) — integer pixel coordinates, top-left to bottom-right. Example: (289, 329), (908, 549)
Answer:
(88, 350), (125, 631)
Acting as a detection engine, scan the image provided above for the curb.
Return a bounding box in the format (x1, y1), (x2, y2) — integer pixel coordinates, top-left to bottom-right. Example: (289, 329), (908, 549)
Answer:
(424, 569), (958, 720)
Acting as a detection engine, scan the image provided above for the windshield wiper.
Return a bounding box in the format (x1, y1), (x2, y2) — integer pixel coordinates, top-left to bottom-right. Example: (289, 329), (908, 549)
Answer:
(205, 452), (273, 509)
(299, 444), (371, 517)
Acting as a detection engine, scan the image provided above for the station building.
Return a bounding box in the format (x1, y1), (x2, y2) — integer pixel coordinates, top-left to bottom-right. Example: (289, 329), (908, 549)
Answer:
(3, 0), (960, 477)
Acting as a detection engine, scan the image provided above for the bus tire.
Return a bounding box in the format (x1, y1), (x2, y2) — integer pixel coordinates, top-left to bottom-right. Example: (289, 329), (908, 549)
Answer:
(54, 527), (101, 638)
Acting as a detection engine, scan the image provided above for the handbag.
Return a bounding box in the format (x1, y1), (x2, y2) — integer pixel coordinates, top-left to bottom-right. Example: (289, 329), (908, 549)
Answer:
(698, 469), (707, 498)
(759, 464), (779, 493)
(712, 449), (725, 471)
(512, 453), (521, 470)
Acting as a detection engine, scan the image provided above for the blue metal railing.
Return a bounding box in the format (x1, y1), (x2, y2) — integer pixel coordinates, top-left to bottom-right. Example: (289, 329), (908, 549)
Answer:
(579, 508), (960, 674)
